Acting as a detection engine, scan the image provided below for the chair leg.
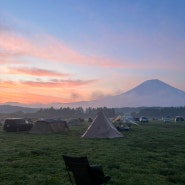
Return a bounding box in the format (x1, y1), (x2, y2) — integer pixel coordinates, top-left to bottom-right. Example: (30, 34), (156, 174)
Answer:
(66, 169), (74, 185)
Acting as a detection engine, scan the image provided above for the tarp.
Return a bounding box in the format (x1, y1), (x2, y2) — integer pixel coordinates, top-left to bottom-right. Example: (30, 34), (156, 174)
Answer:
(82, 110), (123, 138)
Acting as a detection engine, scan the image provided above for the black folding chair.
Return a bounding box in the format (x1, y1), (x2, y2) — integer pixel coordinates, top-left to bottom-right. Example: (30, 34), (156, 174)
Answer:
(63, 155), (111, 185)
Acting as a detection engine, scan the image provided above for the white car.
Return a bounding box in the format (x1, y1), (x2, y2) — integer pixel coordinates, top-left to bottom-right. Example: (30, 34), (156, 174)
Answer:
(139, 116), (148, 123)
(163, 117), (170, 123)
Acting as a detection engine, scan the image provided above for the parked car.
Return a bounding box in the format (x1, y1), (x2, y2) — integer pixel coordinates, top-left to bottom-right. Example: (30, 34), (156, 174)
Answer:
(134, 117), (140, 122)
(139, 116), (148, 123)
(3, 118), (33, 132)
(175, 116), (184, 122)
(163, 117), (171, 123)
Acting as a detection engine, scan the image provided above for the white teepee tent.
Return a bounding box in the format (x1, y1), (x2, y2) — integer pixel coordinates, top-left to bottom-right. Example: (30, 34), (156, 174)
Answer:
(82, 110), (123, 138)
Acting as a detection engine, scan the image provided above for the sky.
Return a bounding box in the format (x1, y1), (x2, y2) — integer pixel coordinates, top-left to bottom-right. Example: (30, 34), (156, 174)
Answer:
(0, 0), (185, 105)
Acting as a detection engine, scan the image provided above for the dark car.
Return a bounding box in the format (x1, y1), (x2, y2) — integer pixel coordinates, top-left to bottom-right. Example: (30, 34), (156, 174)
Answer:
(175, 116), (184, 122)
(3, 118), (33, 132)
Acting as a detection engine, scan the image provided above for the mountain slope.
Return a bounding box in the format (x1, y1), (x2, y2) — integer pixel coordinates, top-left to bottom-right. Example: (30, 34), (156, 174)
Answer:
(85, 79), (185, 107)
(125, 79), (185, 96)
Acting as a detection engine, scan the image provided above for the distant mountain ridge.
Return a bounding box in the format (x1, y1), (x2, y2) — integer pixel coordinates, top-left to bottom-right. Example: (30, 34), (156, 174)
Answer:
(1, 79), (185, 111)
(0, 105), (39, 114)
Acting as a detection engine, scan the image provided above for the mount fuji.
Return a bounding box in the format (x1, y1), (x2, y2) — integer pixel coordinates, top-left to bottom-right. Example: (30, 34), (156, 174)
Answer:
(62, 79), (185, 108)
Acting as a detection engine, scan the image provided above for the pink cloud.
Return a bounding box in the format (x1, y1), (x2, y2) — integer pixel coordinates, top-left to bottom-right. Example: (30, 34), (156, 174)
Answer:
(2, 27), (177, 70)
(20, 79), (97, 87)
(0, 78), (97, 88)
(0, 29), (126, 68)
(0, 49), (24, 64)
(8, 67), (69, 77)
(39, 34), (127, 67)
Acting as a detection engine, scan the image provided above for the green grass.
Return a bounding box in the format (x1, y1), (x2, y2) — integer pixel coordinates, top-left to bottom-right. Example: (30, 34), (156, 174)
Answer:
(0, 121), (185, 185)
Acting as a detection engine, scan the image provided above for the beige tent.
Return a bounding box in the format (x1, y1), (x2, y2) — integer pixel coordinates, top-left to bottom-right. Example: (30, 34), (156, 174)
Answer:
(29, 119), (68, 134)
(82, 111), (123, 138)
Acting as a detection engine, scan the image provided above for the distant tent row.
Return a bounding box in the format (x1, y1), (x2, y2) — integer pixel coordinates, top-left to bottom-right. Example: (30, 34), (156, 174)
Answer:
(82, 110), (123, 138)
(29, 119), (68, 134)
(3, 111), (123, 139)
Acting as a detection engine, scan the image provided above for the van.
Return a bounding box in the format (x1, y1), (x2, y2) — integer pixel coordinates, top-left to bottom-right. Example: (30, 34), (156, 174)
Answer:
(3, 118), (33, 132)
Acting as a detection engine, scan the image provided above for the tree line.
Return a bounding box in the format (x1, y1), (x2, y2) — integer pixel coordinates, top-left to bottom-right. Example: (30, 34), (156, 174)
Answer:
(0, 107), (115, 120)
(1, 106), (185, 120)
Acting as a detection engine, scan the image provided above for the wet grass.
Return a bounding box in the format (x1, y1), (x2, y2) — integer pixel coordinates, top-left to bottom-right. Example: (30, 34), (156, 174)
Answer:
(0, 121), (185, 185)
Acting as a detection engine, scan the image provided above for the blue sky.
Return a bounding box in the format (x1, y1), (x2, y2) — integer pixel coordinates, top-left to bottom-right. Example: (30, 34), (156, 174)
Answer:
(0, 0), (185, 104)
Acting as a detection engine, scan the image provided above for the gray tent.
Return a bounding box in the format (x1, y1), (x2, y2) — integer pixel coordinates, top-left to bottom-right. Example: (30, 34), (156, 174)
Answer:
(82, 111), (123, 138)
(29, 119), (68, 134)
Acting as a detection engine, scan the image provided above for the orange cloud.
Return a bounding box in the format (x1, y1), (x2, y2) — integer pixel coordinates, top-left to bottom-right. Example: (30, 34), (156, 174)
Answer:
(0, 79), (98, 104)
(0, 81), (16, 89)
(0, 91), (70, 104)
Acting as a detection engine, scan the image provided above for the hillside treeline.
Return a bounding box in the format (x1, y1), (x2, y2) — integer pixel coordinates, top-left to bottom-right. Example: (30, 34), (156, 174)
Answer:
(0, 106), (185, 120)
(0, 107), (115, 120)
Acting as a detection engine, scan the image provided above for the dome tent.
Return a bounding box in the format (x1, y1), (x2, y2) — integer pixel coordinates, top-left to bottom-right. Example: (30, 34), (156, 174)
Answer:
(29, 119), (68, 134)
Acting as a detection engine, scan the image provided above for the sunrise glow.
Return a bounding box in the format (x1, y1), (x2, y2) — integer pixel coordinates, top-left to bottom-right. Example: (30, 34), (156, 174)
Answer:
(0, 0), (185, 106)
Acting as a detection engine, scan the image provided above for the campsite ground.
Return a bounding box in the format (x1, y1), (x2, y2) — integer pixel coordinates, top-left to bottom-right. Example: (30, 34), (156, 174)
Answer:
(0, 121), (185, 185)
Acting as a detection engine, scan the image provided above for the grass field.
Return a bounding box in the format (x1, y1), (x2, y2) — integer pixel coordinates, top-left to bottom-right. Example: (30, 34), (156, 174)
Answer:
(0, 121), (185, 185)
